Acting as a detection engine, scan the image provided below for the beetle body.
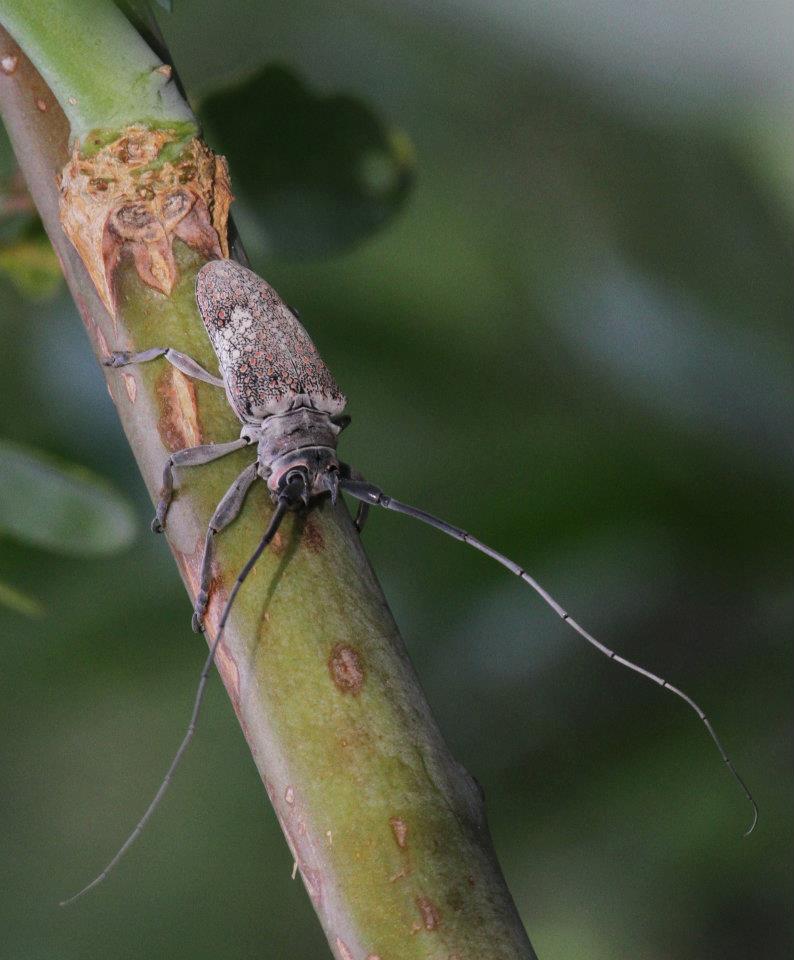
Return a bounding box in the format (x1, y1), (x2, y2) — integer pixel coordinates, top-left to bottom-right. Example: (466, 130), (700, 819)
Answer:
(195, 259), (346, 499)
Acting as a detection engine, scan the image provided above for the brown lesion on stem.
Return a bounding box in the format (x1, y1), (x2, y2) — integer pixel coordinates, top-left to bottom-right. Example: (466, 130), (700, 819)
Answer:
(389, 815), (409, 849)
(58, 128), (232, 314)
(155, 365), (203, 451)
(328, 643), (365, 695)
(415, 896), (442, 932)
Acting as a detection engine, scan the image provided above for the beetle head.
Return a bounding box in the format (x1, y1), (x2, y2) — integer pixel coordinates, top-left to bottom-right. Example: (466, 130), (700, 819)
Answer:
(267, 447), (340, 505)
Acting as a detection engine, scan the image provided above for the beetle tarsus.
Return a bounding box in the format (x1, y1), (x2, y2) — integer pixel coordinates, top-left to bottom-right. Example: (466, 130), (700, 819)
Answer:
(151, 499), (169, 533)
(102, 351), (131, 367)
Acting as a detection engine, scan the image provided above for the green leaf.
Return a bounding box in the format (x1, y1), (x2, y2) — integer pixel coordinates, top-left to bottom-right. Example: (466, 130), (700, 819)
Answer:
(0, 440), (137, 555)
(0, 229), (62, 299)
(200, 66), (414, 258)
(0, 578), (43, 617)
(0, 172), (62, 299)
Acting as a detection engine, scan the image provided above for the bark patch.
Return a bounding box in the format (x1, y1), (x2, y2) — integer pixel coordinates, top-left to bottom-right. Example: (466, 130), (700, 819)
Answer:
(269, 528), (286, 557)
(302, 518), (324, 553)
(389, 816), (409, 849)
(214, 640), (240, 712)
(122, 372), (136, 403)
(335, 939), (354, 960)
(59, 129), (232, 314)
(416, 896), (441, 931)
(156, 367), (202, 451)
(328, 644), (365, 695)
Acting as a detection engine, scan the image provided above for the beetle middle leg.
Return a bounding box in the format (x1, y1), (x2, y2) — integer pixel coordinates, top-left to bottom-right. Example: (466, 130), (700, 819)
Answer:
(192, 461), (259, 632)
(153, 437), (251, 532)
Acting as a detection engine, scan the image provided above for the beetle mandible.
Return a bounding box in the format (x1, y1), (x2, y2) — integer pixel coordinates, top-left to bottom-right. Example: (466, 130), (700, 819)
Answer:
(61, 258), (757, 905)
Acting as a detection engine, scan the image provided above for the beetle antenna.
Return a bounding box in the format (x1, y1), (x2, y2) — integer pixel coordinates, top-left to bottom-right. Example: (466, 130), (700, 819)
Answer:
(60, 491), (296, 907)
(341, 475), (758, 837)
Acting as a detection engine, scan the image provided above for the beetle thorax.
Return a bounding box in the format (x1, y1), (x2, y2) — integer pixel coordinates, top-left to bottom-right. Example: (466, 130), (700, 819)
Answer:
(256, 406), (342, 496)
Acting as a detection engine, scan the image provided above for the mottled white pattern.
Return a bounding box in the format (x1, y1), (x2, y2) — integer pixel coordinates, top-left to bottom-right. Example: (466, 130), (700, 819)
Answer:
(196, 260), (346, 421)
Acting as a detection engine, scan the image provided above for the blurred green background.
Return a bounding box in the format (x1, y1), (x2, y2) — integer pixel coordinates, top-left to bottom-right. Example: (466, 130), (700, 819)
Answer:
(1, 1), (791, 957)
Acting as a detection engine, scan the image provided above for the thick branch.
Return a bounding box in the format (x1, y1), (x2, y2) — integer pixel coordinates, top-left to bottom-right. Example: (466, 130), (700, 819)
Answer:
(0, 22), (536, 960)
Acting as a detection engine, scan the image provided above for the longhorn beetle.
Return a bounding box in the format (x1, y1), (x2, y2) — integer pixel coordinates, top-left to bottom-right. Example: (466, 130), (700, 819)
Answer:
(61, 258), (757, 905)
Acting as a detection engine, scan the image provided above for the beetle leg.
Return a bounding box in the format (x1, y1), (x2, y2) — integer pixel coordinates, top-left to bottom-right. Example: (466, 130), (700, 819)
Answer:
(152, 437), (251, 533)
(192, 461), (259, 633)
(104, 347), (225, 388)
(339, 463), (370, 533)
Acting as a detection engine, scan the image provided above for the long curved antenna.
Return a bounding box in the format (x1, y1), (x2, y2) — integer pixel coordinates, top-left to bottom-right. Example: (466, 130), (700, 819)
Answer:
(341, 476), (758, 836)
(60, 493), (295, 907)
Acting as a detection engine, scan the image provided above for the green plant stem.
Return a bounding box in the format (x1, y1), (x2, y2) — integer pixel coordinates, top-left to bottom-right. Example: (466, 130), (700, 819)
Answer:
(0, 0), (195, 147)
(0, 14), (537, 959)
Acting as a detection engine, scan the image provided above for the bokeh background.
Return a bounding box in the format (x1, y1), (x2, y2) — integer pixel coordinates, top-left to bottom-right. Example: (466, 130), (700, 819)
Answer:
(1, 1), (791, 957)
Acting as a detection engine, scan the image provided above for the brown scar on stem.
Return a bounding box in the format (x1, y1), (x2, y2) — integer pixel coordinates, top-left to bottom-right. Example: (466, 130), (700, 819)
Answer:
(389, 816), (409, 849)
(35, 96), (46, 111)
(302, 517), (324, 552)
(328, 644), (365, 695)
(202, 568), (227, 624)
(1, 54), (18, 74)
(335, 938), (355, 960)
(268, 528), (285, 557)
(174, 548), (248, 744)
(156, 366), (202, 451)
(416, 896), (442, 931)
(122, 372), (137, 403)
(213, 638), (239, 710)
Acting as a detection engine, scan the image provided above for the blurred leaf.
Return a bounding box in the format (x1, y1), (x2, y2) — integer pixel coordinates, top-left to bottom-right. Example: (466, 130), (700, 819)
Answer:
(0, 230), (61, 299)
(0, 172), (61, 299)
(0, 578), (43, 617)
(0, 439), (137, 555)
(200, 65), (414, 257)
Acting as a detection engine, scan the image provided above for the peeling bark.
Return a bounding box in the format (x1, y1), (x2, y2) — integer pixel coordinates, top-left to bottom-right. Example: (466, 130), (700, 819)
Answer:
(59, 128), (231, 312)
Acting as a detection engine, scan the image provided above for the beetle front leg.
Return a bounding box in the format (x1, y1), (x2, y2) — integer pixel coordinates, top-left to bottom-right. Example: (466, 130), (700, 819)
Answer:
(152, 438), (251, 533)
(103, 347), (225, 388)
(340, 463), (370, 533)
(192, 461), (259, 632)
